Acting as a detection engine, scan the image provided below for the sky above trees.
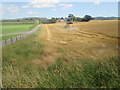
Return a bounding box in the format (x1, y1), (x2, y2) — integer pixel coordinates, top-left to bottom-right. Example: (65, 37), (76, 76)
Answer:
(1, 0), (118, 19)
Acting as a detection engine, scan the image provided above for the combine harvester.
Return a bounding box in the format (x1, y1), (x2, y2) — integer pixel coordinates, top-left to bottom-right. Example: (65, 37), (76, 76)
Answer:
(64, 14), (73, 28)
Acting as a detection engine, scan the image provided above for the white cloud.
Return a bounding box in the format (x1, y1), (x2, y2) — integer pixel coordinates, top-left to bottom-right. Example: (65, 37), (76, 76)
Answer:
(1, 0), (119, 2)
(22, 5), (30, 8)
(23, 0), (60, 8)
(0, 5), (2, 9)
(27, 11), (40, 15)
(52, 9), (57, 11)
(59, 4), (73, 9)
(94, 1), (100, 5)
(2, 5), (21, 15)
(22, 0), (74, 9)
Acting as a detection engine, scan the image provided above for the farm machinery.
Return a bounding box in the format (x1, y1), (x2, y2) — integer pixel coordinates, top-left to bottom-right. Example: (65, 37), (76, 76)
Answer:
(64, 14), (74, 28)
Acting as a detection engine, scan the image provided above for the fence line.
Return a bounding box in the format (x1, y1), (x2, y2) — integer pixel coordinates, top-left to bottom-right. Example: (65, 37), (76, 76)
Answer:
(1, 25), (40, 47)
(2, 35), (25, 47)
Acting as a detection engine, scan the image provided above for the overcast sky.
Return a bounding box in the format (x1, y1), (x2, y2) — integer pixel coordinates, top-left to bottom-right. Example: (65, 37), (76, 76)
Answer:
(1, 0), (118, 19)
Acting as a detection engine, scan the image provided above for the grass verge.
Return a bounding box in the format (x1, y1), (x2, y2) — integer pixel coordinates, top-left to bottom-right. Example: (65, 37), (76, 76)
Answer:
(3, 56), (119, 88)
(36, 57), (119, 88)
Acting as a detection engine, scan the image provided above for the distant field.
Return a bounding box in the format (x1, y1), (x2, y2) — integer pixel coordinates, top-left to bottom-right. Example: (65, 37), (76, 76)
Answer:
(1, 23), (35, 34)
(2, 21), (34, 25)
(0, 22), (36, 40)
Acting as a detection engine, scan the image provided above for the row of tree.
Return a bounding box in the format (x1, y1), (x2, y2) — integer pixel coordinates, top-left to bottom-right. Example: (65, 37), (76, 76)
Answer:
(1, 14), (93, 24)
(41, 14), (93, 24)
(42, 18), (56, 24)
(93, 17), (118, 20)
(68, 14), (93, 22)
(1, 15), (119, 24)
(1, 17), (46, 22)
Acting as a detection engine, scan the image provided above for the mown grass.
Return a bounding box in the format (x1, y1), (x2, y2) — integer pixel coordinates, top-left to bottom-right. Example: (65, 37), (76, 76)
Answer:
(2, 29), (119, 88)
(1, 23), (35, 34)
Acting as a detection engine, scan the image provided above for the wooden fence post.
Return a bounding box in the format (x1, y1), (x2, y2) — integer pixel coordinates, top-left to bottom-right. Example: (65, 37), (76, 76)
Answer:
(16, 36), (17, 41)
(11, 38), (12, 43)
(5, 39), (7, 46)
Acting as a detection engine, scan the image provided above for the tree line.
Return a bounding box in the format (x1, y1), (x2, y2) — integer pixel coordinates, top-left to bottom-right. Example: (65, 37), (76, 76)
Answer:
(42, 14), (93, 24)
(1, 14), (118, 24)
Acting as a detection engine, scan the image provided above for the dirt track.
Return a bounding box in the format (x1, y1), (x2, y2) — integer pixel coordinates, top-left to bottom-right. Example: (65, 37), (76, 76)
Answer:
(35, 21), (119, 65)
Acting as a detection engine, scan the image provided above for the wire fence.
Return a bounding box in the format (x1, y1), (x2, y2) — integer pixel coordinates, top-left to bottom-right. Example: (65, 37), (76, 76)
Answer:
(1, 25), (40, 47)
(2, 35), (26, 47)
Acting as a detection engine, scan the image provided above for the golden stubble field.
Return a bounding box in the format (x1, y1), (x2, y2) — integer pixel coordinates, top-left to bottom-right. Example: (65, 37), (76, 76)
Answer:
(35, 20), (119, 66)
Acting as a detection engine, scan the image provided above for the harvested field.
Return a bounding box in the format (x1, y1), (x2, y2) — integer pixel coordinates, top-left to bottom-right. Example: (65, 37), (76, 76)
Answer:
(37, 20), (118, 61)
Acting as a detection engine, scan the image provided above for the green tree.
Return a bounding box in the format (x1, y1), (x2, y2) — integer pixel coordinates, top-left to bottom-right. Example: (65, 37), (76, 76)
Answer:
(82, 15), (93, 22)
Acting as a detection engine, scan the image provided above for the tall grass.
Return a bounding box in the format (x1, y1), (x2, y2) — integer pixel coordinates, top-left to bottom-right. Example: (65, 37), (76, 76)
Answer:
(3, 57), (119, 88)
(2, 30), (119, 88)
(36, 57), (119, 88)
